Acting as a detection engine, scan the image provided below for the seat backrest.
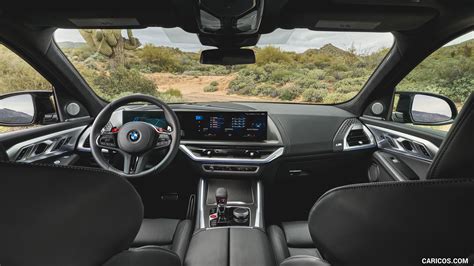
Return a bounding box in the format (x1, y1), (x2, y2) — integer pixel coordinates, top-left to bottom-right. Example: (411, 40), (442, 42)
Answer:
(308, 179), (474, 265)
(308, 93), (474, 265)
(0, 162), (143, 266)
(427, 93), (473, 179)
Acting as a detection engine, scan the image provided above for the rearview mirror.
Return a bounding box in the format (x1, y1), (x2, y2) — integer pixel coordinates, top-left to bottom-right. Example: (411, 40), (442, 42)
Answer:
(0, 91), (57, 126)
(393, 92), (458, 125)
(200, 49), (255, 65)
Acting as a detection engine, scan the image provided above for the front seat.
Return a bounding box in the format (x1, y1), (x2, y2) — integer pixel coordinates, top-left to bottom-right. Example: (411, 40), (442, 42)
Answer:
(132, 218), (193, 263)
(0, 162), (183, 266)
(307, 94), (474, 265)
(267, 221), (325, 265)
(272, 93), (474, 265)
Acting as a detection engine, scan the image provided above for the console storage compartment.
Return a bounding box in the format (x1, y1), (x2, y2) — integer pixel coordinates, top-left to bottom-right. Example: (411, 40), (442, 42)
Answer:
(184, 227), (275, 266)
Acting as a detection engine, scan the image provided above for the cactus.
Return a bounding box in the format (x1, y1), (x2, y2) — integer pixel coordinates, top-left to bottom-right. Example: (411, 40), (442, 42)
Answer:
(79, 29), (141, 68)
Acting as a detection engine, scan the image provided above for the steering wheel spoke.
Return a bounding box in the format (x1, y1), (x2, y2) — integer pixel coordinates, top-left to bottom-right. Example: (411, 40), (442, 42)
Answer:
(123, 153), (149, 175)
(155, 135), (172, 150)
(96, 132), (120, 151)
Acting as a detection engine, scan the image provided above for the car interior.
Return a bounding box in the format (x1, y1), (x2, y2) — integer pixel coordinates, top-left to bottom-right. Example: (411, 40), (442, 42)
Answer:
(0, 1), (473, 266)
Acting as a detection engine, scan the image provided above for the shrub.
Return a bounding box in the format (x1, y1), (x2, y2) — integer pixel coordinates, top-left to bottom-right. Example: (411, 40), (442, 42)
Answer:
(92, 67), (158, 101)
(307, 69), (326, 80)
(227, 76), (255, 95)
(302, 88), (328, 102)
(268, 68), (294, 84)
(204, 85), (218, 92)
(157, 92), (183, 103)
(0, 46), (52, 94)
(334, 77), (367, 93)
(210, 81), (219, 86)
(256, 46), (293, 66)
(252, 84), (279, 98)
(296, 76), (328, 90)
(278, 85), (302, 101)
(238, 66), (268, 82)
(164, 88), (182, 97)
(138, 44), (183, 72)
(323, 91), (358, 104)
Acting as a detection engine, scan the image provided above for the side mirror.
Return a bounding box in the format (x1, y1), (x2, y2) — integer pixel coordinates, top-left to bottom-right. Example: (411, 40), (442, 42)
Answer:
(0, 91), (57, 126)
(392, 92), (458, 125)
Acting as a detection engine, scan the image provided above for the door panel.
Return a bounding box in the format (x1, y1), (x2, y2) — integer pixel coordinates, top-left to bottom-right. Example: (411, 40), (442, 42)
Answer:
(362, 117), (441, 182)
(0, 118), (92, 165)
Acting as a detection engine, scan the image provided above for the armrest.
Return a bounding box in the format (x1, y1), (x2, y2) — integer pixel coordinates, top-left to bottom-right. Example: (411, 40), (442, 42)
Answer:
(280, 255), (331, 266)
(104, 246), (181, 266)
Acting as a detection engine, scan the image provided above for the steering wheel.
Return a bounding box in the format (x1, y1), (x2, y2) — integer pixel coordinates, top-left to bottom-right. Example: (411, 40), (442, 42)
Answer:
(90, 94), (181, 178)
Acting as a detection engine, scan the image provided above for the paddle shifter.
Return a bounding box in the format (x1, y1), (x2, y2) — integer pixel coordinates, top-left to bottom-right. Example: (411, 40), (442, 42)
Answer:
(215, 187), (228, 223)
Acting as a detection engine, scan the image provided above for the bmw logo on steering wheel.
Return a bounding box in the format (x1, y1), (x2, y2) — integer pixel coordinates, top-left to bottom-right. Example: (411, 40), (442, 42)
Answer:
(128, 130), (141, 142)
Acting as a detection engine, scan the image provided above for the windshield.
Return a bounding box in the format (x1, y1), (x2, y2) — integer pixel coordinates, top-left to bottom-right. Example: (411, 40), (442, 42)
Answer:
(55, 28), (393, 104)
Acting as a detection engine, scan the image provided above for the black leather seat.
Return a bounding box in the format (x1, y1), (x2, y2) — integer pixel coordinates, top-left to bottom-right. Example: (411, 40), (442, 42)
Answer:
(267, 221), (324, 265)
(286, 93), (474, 265)
(132, 218), (193, 263)
(271, 94), (474, 265)
(0, 162), (183, 266)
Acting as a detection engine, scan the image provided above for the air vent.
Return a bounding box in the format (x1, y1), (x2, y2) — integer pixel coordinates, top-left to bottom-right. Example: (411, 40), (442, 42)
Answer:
(346, 129), (370, 146)
(83, 135), (91, 148)
(417, 144), (431, 157)
(400, 140), (413, 151)
(34, 143), (49, 155)
(52, 138), (66, 151)
(386, 136), (396, 148)
(333, 118), (375, 151)
(16, 147), (31, 160)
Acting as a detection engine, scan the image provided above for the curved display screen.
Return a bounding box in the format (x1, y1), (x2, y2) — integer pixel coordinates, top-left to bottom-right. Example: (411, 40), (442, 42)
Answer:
(123, 111), (267, 141)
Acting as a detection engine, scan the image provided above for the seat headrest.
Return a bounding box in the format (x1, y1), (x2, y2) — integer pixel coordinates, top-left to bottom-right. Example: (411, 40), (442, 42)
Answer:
(0, 162), (143, 266)
(428, 93), (473, 179)
(308, 179), (474, 265)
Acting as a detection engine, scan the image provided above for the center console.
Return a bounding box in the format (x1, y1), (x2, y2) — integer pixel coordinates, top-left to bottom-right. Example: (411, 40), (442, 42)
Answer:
(185, 178), (275, 266)
(196, 178), (263, 229)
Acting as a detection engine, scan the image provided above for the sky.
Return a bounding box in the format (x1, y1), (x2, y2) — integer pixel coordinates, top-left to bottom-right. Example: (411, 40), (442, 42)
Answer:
(55, 28), (473, 54)
(55, 28), (395, 54)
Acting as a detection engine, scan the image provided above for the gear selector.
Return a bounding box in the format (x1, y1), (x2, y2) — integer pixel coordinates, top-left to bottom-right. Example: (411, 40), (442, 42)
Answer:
(215, 187), (228, 224)
(209, 187), (250, 227)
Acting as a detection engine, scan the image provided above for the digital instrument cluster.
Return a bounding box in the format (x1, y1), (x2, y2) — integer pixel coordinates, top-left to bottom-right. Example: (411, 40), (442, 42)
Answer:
(122, 111), (267, 141)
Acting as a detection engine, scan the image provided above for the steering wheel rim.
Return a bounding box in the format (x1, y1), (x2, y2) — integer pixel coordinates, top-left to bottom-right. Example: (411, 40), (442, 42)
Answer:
(90, 94), (181, 178)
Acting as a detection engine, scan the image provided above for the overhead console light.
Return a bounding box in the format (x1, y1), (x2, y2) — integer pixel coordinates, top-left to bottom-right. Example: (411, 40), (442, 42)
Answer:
(236, 11), (258, 32)
(200, 10), (222, 32)
(197, 0), (263, 35)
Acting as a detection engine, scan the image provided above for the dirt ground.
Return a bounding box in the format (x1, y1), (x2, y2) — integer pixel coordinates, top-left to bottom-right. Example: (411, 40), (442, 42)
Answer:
(145, 73), (274, 103)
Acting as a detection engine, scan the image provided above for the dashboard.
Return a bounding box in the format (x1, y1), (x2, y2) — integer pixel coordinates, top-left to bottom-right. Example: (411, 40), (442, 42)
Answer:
(123, 111), (268, 141)
(4, 101), (382, 177)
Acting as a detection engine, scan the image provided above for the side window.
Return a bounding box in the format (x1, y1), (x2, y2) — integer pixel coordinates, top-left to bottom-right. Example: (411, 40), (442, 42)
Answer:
(393, 31), (474, 131)
(0, 44), (56, 134)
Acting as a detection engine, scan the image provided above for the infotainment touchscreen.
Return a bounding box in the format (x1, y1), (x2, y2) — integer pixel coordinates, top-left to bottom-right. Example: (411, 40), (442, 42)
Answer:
(180, 112), (267, 141)
(122, 111), (267, 141)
